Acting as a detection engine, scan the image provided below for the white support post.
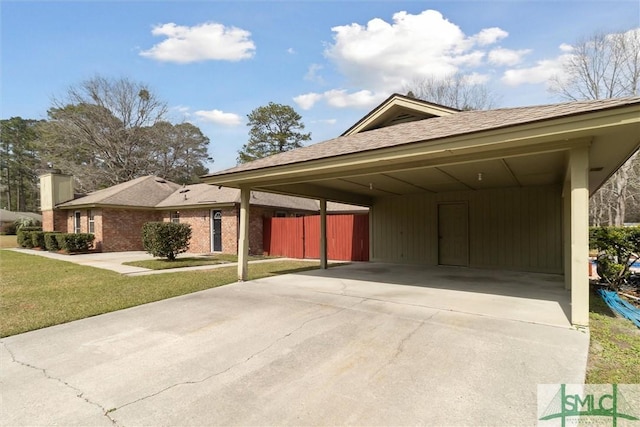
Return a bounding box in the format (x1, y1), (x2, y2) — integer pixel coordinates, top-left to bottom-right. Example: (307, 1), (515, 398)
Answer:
(569, 147), (590, 326)
(320, 199), (327, 269)
(238, 187), (250, 281)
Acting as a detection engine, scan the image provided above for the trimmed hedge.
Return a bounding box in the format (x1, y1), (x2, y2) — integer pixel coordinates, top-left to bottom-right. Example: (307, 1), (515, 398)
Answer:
(18, 229), (94, 253)
(142, 222), (192, 261)
(55, 233), (95, 253)
(17, 227), (42, 248)
(30, 231), (46, 249)
(44, 232), (62, 251)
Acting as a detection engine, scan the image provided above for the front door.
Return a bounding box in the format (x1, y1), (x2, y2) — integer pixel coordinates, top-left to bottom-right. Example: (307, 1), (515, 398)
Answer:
(438, 203), (469, 266)
(211, 210), (222, 252)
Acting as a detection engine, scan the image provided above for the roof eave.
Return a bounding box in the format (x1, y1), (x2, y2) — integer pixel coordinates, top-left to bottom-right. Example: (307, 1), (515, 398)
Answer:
(203, 104), (640, 188)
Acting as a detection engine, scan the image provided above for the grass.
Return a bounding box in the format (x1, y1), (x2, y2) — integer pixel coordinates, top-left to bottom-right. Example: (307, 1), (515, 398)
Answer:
(123, 253), (277, 270)
(0, 235), (17, 249)
(0, 250), (319, 337)
(586, 288), (640, 384)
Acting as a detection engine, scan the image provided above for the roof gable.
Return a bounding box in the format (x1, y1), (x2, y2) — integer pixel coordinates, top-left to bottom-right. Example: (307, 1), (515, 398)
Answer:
(341, 93), (459, 136)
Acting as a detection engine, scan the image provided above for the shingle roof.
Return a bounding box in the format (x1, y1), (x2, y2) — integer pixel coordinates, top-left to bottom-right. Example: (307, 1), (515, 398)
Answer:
(56, 176), (360, 213)
(205, 96), (640, 177)
(0, 209), (43, 223)
(58, 176), (180, 208)
(156, 183), (320, 211)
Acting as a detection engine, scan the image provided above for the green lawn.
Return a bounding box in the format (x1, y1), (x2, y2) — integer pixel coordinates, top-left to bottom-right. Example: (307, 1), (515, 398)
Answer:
(0, 250), (318, 337)
(124, 253), (277, 270)
(585, 289), (640, 383)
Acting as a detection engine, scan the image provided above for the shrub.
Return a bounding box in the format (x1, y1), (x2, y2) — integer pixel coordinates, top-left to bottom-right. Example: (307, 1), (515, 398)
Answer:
(30, 231), (46, 249)
(590, 226), (640, 290)
(55, 233), (95, 253)
(15, 217), (41, 230)
(142, 222), (192, 261)
(44, 232), (61, 251)
(17, 226), (42, 248)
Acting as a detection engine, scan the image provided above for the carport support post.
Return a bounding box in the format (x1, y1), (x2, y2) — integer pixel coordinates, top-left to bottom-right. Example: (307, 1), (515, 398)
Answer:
(238, 186), (250, 281)
(569, 146), (590, 326)
(320, 198), (328, 269)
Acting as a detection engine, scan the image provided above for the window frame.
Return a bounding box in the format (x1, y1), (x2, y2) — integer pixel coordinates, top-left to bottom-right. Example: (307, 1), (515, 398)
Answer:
(87, 209), (95, 234)
(73, 211), (81, 234)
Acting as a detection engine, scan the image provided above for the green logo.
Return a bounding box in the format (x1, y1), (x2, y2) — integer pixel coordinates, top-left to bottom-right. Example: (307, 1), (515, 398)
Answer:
(539, 384), (639, 426)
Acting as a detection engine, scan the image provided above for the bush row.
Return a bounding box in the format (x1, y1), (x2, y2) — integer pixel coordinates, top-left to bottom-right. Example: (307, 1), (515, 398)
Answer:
(17, 228), (95, 253)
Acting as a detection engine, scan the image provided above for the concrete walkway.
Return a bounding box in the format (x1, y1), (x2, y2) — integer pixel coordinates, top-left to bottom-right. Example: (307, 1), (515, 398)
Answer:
(8, 248), (300, 275)
(1, 263), (589, 426)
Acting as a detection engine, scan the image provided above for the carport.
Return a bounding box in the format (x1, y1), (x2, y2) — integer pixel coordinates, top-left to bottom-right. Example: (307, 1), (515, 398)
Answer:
(203, 95), (640, 326)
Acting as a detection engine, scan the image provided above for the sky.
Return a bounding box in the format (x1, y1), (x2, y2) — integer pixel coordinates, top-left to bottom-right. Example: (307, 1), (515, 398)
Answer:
(2, 0), (639, 173)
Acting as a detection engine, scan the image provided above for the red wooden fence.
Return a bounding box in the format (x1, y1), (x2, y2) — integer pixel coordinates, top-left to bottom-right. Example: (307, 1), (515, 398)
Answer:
(263, 214), (369, 261)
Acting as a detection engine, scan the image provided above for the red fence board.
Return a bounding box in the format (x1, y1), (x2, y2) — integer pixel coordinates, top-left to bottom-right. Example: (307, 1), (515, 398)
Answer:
(264, 214), (369, 261)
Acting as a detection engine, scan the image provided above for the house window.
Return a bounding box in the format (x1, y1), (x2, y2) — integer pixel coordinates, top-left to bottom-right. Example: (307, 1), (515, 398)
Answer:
(170, 211), (180, 223)
(74, 211), (81, 234)
(87, 210), (95, 234)
(274, 211), (287, 218)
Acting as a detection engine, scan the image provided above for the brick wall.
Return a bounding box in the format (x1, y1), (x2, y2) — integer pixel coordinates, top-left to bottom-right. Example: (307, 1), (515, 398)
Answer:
(101, 208), (163, 252)
(45, 205), (306, 254)
(42, 210), (67, 233)
(162, 209), (211, 253)
(221, 207), (237, 254)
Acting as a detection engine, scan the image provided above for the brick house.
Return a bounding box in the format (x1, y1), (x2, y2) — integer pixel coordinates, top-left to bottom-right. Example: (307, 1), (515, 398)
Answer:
(39, 173), (352, 254)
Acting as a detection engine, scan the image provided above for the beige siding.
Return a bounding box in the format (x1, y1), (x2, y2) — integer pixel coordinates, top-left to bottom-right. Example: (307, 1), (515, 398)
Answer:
(371, 185), (562, 274)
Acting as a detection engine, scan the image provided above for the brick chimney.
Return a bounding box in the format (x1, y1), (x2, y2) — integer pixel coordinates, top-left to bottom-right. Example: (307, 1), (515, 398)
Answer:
(39, 171), (74, 232)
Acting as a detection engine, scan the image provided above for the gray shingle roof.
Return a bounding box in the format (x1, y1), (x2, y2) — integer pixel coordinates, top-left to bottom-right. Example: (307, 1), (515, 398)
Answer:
(58, 176), (180, 208)
(205, 96), (640, 177)
(0, 209), (42, 223)
(56, 176), (362, 213)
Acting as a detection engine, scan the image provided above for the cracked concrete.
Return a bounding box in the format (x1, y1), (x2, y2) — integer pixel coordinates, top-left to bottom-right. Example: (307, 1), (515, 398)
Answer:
(1, 263), (588, 426)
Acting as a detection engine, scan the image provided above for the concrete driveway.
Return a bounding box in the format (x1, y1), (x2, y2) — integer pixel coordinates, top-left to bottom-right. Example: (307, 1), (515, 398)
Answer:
(1, 263), (589, 426)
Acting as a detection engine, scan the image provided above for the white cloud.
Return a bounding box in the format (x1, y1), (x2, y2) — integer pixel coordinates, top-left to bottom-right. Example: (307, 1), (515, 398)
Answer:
(140, 22), (255, 63)
(312, 119), (337, 125)
(304, 64), (325, 83)
(324, 89), (385, 108)
(287, 47), (296, 54)
(194, 109), (242, 126)
(501, 43), (575, 86)
(473, 28), (508, 46)
(488, 47), (531, 66)
(293, 92), (324, 110)
(324, 10), (509, 91)
(502, 58), (566, 86)
(294, 89), (386, 110)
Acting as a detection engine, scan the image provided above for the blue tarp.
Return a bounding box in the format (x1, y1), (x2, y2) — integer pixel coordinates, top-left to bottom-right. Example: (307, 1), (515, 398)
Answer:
(598, 289), (640, 328)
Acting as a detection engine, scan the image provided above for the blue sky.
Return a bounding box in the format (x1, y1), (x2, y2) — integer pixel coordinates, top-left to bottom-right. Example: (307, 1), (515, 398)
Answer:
(2, 1), (639, 172)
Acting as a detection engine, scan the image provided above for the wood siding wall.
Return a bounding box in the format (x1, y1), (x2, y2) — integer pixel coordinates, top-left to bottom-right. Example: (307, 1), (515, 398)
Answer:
(264, 214), (370, 261)
(371, 185), (563, 273)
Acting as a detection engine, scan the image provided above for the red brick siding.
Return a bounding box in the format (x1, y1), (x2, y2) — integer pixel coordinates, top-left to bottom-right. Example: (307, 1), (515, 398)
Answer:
(162, 209), (211, 253)
(221, 207), (238, 254)
(101, 209), (162, 252)
(46, 205), (308, 254)
(42, 210), (67, 233)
